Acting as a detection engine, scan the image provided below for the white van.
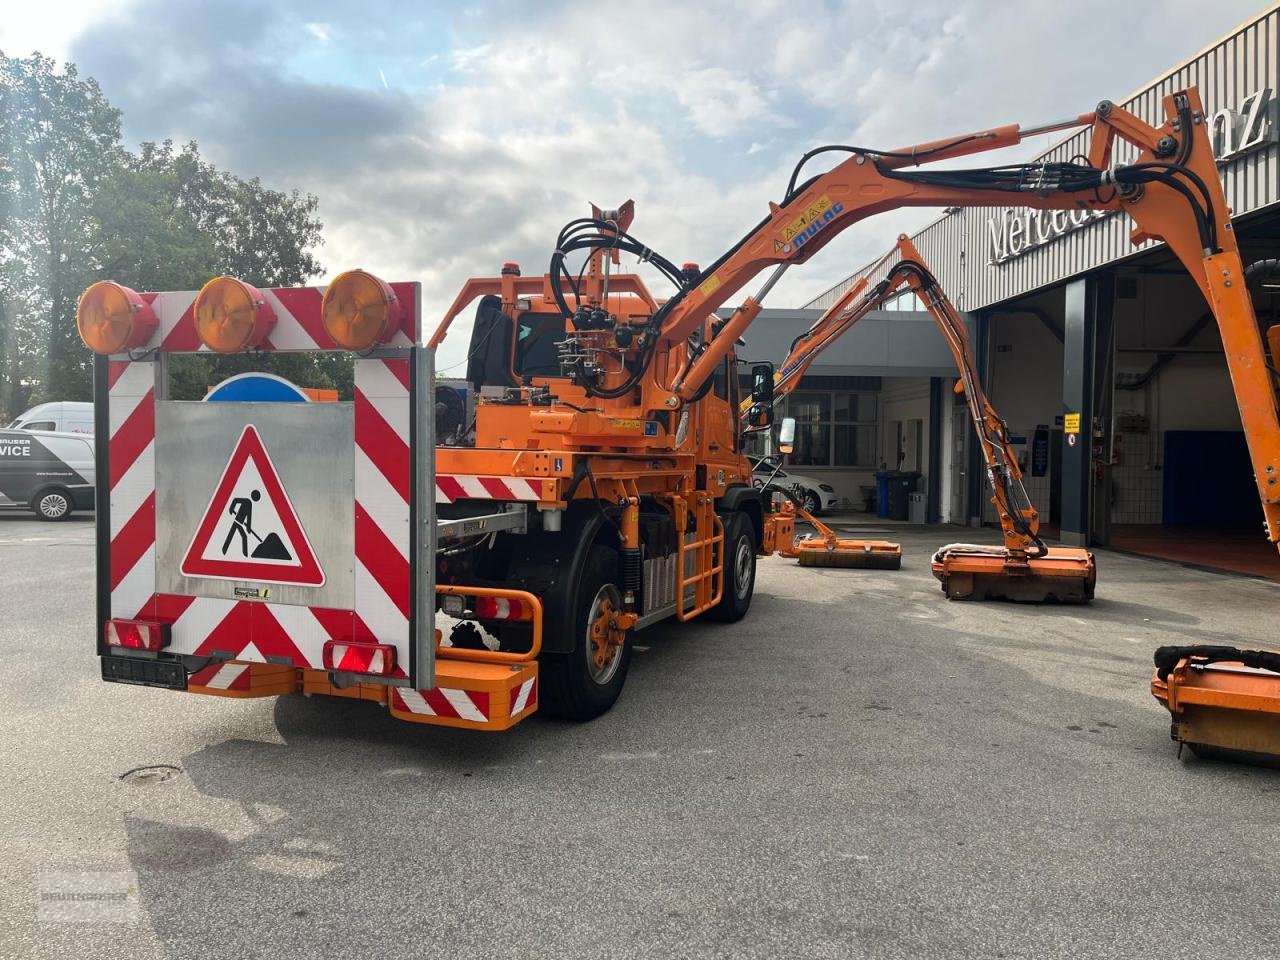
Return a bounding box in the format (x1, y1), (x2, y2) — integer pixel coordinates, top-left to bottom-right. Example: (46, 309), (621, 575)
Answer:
(0, 430), (96, 519)
(7, 401), (94, 435)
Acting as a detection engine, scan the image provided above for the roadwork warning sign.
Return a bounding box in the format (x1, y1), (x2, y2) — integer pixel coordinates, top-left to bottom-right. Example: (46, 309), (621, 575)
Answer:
(180, 425), (325, 586)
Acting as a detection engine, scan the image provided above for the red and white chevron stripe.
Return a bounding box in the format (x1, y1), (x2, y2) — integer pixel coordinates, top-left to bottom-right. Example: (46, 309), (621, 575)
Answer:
(435, 475), (545, 503)
(390, 686), (490, 723)
(189, 661), (251, 691)
(155, 594), (358, 671)
(108, 359), (158, 623)
(509, 676), (537, 715)
(137, 283), (419, 353)
(353, 357), (411, 665)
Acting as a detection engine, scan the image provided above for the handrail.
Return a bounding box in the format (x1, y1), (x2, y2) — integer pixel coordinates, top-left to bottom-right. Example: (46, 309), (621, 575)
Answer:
(435, 584), (544, 664)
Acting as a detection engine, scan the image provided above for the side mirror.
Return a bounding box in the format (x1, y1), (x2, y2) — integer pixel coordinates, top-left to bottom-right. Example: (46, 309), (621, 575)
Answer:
(744, 403), (772, 429)
(778, 416), (796, 456)
(751, 363), (775, 405)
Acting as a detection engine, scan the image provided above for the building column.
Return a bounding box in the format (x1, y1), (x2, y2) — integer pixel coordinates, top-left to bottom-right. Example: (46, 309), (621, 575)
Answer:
(1061, 273), (1115, 547)
(927, 377), (943, 524)
(966, 312), (990, 527)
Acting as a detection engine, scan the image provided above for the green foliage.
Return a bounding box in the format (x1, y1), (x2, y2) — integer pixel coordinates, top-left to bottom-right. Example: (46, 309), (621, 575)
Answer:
(0, 53), (121, 417)
(0, 52), (327, 418)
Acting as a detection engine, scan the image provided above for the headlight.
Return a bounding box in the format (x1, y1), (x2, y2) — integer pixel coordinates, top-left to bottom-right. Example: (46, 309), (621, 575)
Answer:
(819, 484), (835, 493)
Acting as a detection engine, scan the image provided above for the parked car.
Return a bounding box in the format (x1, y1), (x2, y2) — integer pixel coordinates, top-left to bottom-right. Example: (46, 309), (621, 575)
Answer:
(7, 401), (94, 434)
(0, 429), (95, 519)
(751, 457), (839, 515)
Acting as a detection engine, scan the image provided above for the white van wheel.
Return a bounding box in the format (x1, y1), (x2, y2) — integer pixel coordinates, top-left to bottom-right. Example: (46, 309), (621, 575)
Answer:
(34, 488), (72, 521)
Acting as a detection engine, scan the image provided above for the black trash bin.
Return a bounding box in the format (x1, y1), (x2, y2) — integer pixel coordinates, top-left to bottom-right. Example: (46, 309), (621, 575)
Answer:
(875, 470), (921, 521)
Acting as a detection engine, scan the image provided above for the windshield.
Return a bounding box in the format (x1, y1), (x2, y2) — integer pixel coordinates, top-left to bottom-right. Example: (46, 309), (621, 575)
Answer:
(515, 312), (565, 379)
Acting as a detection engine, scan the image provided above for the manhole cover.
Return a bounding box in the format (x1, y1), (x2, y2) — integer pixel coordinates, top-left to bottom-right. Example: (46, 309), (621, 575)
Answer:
(119, 764), (182, 786)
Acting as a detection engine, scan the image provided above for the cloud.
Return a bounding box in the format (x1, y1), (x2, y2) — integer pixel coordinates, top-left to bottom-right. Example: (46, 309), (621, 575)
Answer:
(304, 22), (331, 45)
(52, 0), (1269, 364)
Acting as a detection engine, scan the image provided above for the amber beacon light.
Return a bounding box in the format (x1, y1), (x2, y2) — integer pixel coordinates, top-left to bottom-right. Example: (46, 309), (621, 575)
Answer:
(76, 281), (158, 354)
(194, 277), (277, 352)
(321, 269), (402, 350)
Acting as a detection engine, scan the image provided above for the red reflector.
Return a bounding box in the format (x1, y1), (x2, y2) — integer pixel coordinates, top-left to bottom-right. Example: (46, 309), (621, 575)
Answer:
(473, 596), (531, 621)
(104, 619), (169, 651)
(322, 640), (395, 676)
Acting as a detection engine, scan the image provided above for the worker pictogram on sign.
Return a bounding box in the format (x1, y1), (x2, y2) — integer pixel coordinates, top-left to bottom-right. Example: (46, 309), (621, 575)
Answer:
(180, 425), (325, 585)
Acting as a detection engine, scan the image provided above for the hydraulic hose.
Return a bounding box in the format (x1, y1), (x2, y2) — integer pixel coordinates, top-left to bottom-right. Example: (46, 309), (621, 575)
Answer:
(1154, 644), (1280, 681)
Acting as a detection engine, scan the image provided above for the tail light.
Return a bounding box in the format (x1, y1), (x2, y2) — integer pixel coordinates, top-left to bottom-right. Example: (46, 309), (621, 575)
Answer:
(441, 593), (533, 621)
(321, 269), (401, 350)
(76, 282), (158, 354)
(103, 619), (169, 651)
(194, 277), (276, 352)
(322, 640), (395, 676)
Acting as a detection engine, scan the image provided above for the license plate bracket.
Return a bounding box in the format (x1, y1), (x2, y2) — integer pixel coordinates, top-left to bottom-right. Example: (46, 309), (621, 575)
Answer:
(101, 655), (188, 690)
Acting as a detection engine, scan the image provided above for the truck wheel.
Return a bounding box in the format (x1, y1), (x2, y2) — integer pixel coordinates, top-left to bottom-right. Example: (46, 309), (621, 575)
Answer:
(707, 512), (756, 622)
(539, 544), (632, 721)
(33, 487), (73, 521)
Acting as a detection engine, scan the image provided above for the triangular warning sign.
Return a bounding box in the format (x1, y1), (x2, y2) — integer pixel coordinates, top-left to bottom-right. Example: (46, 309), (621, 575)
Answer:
(180, 425), (325, 586)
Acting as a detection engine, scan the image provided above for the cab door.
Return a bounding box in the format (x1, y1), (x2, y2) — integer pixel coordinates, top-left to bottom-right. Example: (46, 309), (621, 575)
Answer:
(700, 351), (747, 490)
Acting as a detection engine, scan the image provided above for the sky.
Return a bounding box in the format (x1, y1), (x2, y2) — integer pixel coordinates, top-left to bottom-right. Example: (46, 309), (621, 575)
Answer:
(1, 0), (1271, 366)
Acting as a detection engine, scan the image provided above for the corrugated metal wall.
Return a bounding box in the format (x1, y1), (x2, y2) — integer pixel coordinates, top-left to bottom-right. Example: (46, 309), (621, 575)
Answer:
(805, 7), (1279, 313)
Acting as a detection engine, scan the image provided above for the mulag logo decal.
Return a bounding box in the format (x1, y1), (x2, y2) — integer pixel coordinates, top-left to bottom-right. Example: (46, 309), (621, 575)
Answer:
(774, 195), (845, 254)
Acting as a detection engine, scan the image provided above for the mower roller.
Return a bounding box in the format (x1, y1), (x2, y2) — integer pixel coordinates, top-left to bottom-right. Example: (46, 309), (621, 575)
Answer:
(770, 496), (903, 570)
(1151, 645), (1280, 763)
(930, 543), (1095, 603)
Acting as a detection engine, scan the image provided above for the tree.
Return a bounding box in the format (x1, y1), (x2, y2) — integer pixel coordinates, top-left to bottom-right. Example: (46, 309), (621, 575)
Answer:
(126, 141), (333, 400)
(0, 54), (328, 416)
(132, 140), (322, 288)
(0, 52), (121, 416)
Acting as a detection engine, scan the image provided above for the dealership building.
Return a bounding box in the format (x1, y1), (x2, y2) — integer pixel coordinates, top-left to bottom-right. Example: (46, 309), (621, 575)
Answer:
(750, 6), (1279, 572)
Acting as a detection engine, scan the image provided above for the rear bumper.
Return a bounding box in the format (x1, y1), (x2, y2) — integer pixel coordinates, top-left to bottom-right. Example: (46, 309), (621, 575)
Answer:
(99, 585), (545, 732)
(102, 655), (539, 732)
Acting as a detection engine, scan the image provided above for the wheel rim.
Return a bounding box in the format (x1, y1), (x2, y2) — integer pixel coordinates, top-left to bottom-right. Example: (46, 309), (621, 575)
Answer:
(586, 584), (626, 686)
(39, 493), (69, 518)
(733, 534), (754, 600)
(805, 494), (819, 513)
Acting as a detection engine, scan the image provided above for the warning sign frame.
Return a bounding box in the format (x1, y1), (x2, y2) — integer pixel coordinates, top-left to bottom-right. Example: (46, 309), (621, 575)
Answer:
(179, 424), (326, 586)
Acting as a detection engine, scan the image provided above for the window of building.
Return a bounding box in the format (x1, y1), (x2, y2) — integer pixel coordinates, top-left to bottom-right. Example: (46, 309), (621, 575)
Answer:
(882, 291), (924, 312)
(781, 390), (877, 467)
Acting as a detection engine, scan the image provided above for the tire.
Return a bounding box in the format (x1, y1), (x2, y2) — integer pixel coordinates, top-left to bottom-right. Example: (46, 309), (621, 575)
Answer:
(538, 544), (632, 721)
(801, 490), (821, 515)
(707, 511), (757, 623)
(33, 487), (73, 521)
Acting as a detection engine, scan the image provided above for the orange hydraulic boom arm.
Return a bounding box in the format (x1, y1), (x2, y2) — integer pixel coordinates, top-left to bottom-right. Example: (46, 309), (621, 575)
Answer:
(652, 90), (1280, 551)
(891, 236), (1045, 560)
(742, 233), (1047, 561)
(737, 245), (914, 417)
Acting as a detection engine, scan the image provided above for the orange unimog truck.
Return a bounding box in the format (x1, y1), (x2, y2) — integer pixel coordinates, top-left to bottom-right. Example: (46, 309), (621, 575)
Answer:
(428, 202), (777, 720)
(83, 87), (1280, 752)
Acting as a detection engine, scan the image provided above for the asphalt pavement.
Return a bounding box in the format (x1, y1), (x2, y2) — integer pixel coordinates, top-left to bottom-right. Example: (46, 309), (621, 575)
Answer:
(2, 511), (1279, 959)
